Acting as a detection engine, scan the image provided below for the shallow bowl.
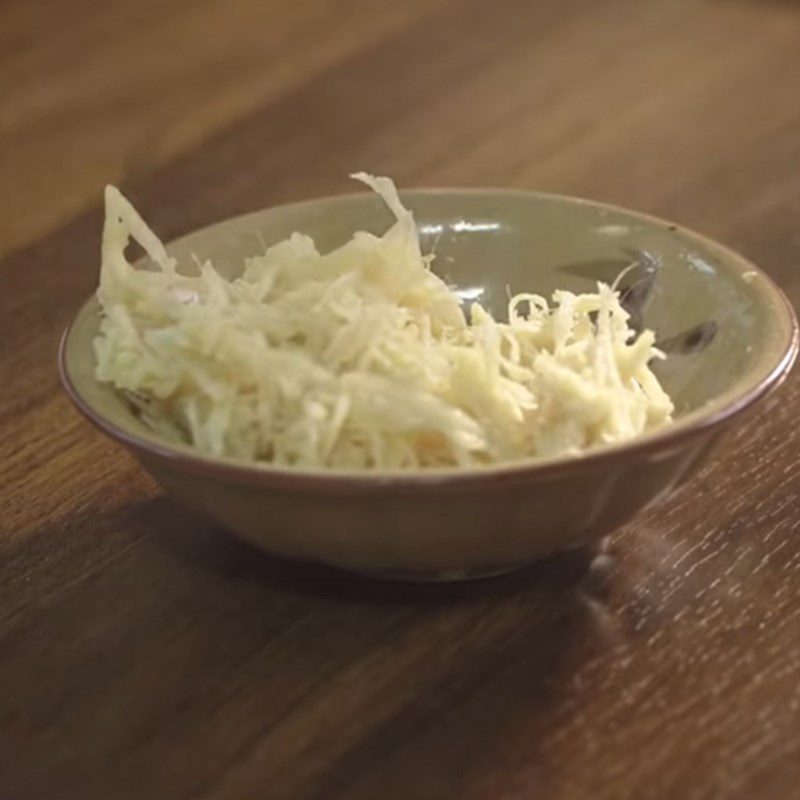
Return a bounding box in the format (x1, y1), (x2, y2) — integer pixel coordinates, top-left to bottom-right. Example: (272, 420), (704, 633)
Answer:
(59, 189), (798, 580)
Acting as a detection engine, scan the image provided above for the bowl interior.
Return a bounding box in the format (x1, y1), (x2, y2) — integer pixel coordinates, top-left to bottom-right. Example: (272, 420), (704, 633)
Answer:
(63, 189), (797, 470)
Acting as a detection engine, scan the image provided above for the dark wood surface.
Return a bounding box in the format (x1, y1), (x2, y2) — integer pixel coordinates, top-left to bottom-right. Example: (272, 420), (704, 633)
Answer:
(2, 1), (800, 798)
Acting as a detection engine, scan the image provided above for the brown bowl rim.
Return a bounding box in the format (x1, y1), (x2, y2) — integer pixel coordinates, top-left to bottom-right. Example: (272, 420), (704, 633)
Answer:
(58, 187), (799, 493)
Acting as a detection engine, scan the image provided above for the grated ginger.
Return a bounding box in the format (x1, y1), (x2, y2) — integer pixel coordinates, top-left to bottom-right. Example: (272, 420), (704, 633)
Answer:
(93, 174), (674, 469)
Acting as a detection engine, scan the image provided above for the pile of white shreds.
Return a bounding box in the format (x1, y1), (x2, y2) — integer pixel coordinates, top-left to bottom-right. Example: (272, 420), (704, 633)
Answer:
(94, 174), (673, 469)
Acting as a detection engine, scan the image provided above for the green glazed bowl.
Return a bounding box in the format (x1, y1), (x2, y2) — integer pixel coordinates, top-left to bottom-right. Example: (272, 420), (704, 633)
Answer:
(59, 189), (798, 580)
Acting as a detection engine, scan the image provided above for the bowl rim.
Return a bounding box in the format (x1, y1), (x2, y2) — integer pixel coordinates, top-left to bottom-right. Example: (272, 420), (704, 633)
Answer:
(58, 186), (799, 492)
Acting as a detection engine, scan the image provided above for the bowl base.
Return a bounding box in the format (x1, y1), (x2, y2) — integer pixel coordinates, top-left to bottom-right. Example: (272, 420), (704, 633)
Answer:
(352, 540), (600, 583)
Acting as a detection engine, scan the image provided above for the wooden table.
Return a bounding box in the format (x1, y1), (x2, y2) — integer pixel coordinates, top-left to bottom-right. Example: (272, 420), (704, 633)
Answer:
(2, 1), (800, 797)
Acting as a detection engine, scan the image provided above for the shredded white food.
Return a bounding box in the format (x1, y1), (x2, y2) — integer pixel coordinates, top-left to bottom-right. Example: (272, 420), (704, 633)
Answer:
(94, 174), (674, 469)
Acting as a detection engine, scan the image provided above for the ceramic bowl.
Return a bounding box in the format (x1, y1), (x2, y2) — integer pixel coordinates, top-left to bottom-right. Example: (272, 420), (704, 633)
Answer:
(59, 189), (798, 580)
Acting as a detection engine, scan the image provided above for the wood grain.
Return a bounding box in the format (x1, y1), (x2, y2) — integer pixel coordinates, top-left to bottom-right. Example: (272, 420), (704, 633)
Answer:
(1, 0), (799, 798)
(0, 0), (448, 260)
